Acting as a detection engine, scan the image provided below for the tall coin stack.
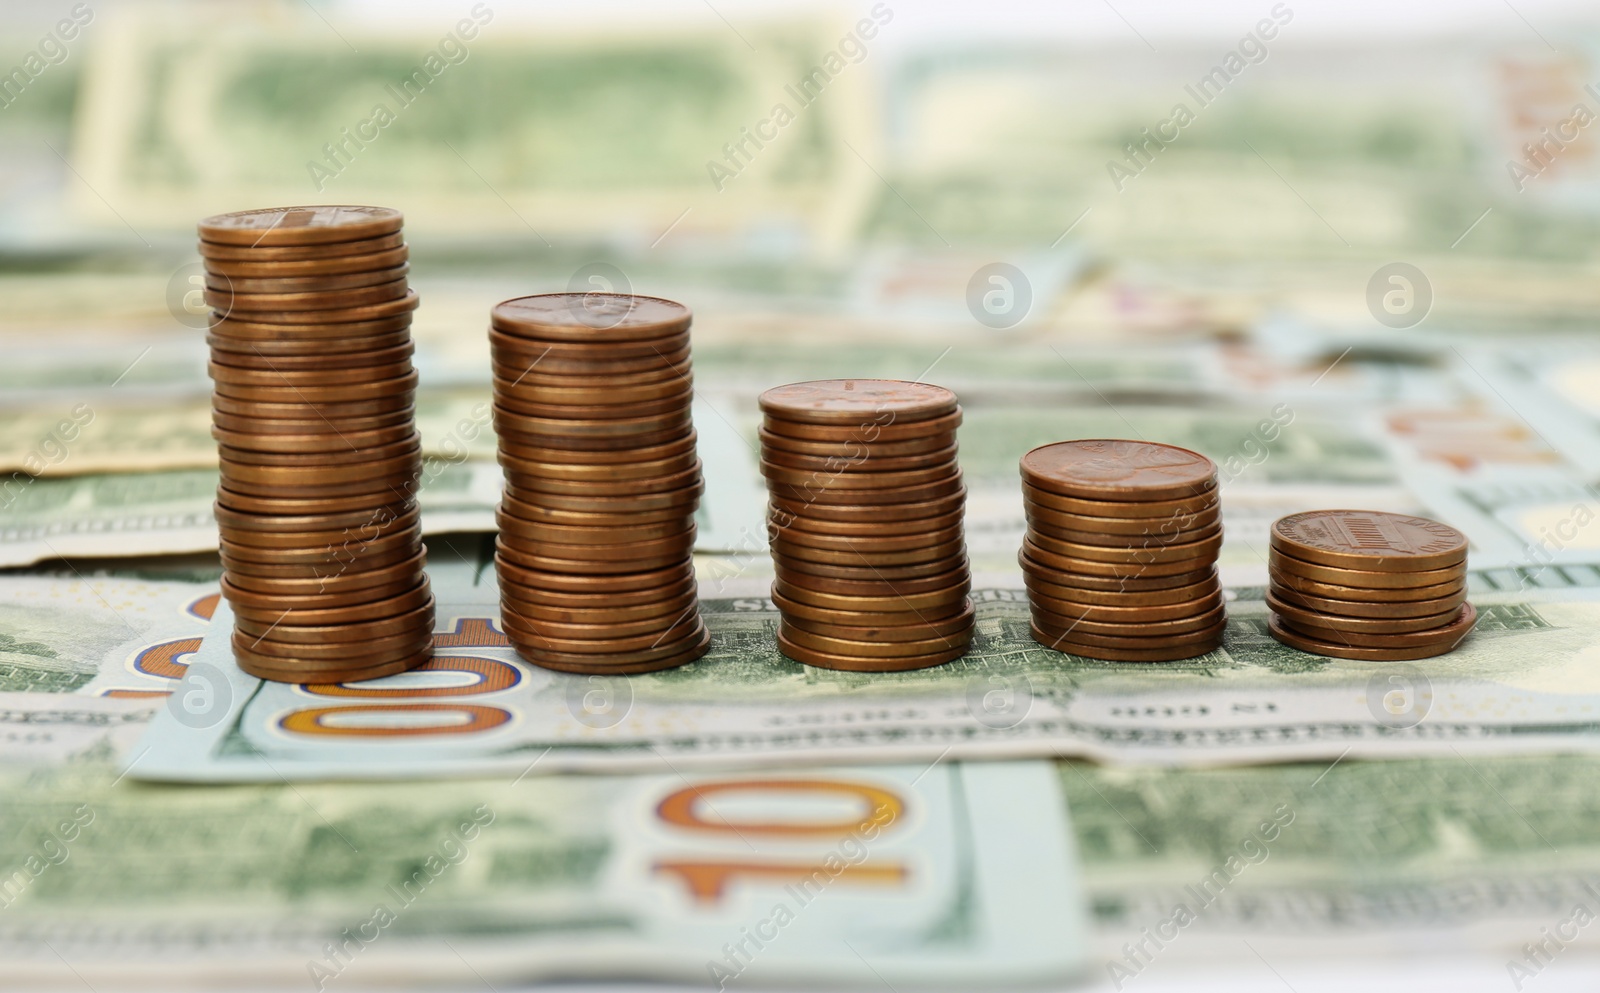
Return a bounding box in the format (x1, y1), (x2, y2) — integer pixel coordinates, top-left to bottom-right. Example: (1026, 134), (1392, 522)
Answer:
(1020, 440), (1224, 662)
(201, 205), (433, 684)
(1267, 510), (1474, 660)
(490, 293), (708, 675)
(760, 380), (973, 672)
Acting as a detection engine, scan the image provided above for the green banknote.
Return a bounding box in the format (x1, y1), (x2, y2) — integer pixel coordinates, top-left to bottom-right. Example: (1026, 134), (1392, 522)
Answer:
(123, 565), (1600, 782)
(0, 760), (1086, 987)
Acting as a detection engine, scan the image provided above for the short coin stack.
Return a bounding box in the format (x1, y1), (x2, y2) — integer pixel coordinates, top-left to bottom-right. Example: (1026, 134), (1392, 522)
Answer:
(490, 293), (708, 675)
(760, 379), (973, 672)
(1267, 510), (1473, 660)
(1020, 440), (1224, 662)
(200, 205), (433, 684)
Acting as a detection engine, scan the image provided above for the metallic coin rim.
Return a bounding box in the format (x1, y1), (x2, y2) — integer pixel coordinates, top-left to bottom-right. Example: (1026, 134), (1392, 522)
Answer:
(1267, 613), (1467, 661)
(775, 630), (968, 671)
(762, 407), (963, 443)
(758, 380), (958, 425)
(1028, 624), (1223, 662)
(1269, 510), (1468, 572)
(1268, 549), (1466, 590)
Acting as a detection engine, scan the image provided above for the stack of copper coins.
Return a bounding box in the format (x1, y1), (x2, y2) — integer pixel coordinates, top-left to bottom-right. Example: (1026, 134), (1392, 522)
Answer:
(490, 293), (708, 675)
(200, 205), (433, 684)
(1020, 440), (1224, 662)
(1268, 510), (1474, 660)
(760, 380), (973, 672)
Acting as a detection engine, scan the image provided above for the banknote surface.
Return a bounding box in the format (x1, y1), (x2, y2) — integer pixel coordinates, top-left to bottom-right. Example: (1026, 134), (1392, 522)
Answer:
(0, 759), (1087, 987)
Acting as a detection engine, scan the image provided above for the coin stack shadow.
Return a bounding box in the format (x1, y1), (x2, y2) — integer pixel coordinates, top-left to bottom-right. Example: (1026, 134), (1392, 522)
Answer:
(1267, 510), (1474, 660)
(1020, 440), (1224, 662)
(202, 205), (433, 684)
(760, 379), (974, 672)
(490, 293), (708, 675)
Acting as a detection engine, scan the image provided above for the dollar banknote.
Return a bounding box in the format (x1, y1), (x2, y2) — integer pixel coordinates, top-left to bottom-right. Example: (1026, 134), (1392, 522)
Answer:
(0, 759), (1086, 987)
(117, 560), (1600, 782)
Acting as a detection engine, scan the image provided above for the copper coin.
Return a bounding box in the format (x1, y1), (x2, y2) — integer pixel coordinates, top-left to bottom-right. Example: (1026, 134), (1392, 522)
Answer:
(220, 574), (419, 611)
(1024, 569), (1219, 608)
(783, 600), (975, 642)
(494, 351), (693, 382)
(234, 630), (434, 667)
(212, 389), (413, 418)
(1264, 594), (1464, 635)
(772, 579), (970, 614)
(760, 443), (958, 475)
(1032, 601), (1226, 640)
(208, 332), (413, 360)
(779, 621), (971, 659)
(1030, 587), (1224, 624)
(216, 485), (411, 516)
(1275, 602), (1477, 648)
(221, 542), (420, 580)
(509, 625), (709, 674)
(211, 408), (412, 435)
(762, 407), (963, 444)
(495, 423), (694, 454)
(224, 553), (424, 596)
(492, 293), (691, 343)
(497, 495), (694, 527)
(199, 230), (405, 261)
(234, 597), (435, 644)
(1269, 550), (1465, 590)
(771, 506), (964, 539)
(212, 372), (418, 405)
(1021, 440), (1217, 503)
(1025, 501), (1220, 538)
(1270, 583), (1466, 619)
(775, 630), (967, 671)
(1030, 520), (1221, 550)
(207, 278), (409, 313)
(1018, 550), (1213, 592)
(221, 527), (417, 564)
(488, 327), (689, 362)
(498, 542), (693, 576)
(495, 510), (691, 546)
(758, 427), (956, 459)
(1021, 539), (1213, 578)
(231, 578), (431, 627)
(202, 245), (409, 278)
(208, 263), (410, 294)
(503, 525), (695, 563)
(1266, 614), (1469, 661)
(491, 377), (693, 409)
(1022, 484), (1218, 520)
(218, 432), (418, 466)
(774, 535), (966, 569)
(500, 451), (699, 484)
(768, 587), (969, 628)
(760, 461), (959, 492)
(209, 313), (413, 341)
(768, 474), (964, 507)
(503, 462), (700, 498)
(502, 596), (700, 641)
(219, 450), (419, 486)
(498, 360), (693, 389)
(493, 547), (694, 593)
(1270, 510), (1468, 573)
(1032, 614), (1226, 651)
(498, 432), (697, 467)
(219, 471), (419, 502)
(773, 563), (970, 598)
(776, 554), (968, 582)
(220, 516), (419, 552)
(769, 489), (966, 524)
(503, 586), (697, 626)
(491, 406), (691, 439)
(773, 522), (963, 554)
(209, 359), (414, 388)
(213, 423), (417, 455)
(214, 501), (415, 538)
(210, 342), (414, 372)
(503, 613), (705, 657)
(1269, 569), (1465, 603)
(223, 290), (420, 325)
(493, 391), (692, 423)
(502, 483), (701, 515)
(759, 380), (957, 426)
(1027, 528), (1222, 565)
(1029, 624), (1222, 662)
(199, 205), (403, 246)
(236, 645), (433, 685)
(498, 568), (696, 609)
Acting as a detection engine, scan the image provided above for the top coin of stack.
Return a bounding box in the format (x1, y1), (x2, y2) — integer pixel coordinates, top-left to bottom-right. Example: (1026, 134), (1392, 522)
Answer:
(199, 205), (433, 684)
(760, 379), (973, 672)
(1019, 440), (1224, 662)
(490, 292), (708, 675)
(1267, 510), (1473, 660)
